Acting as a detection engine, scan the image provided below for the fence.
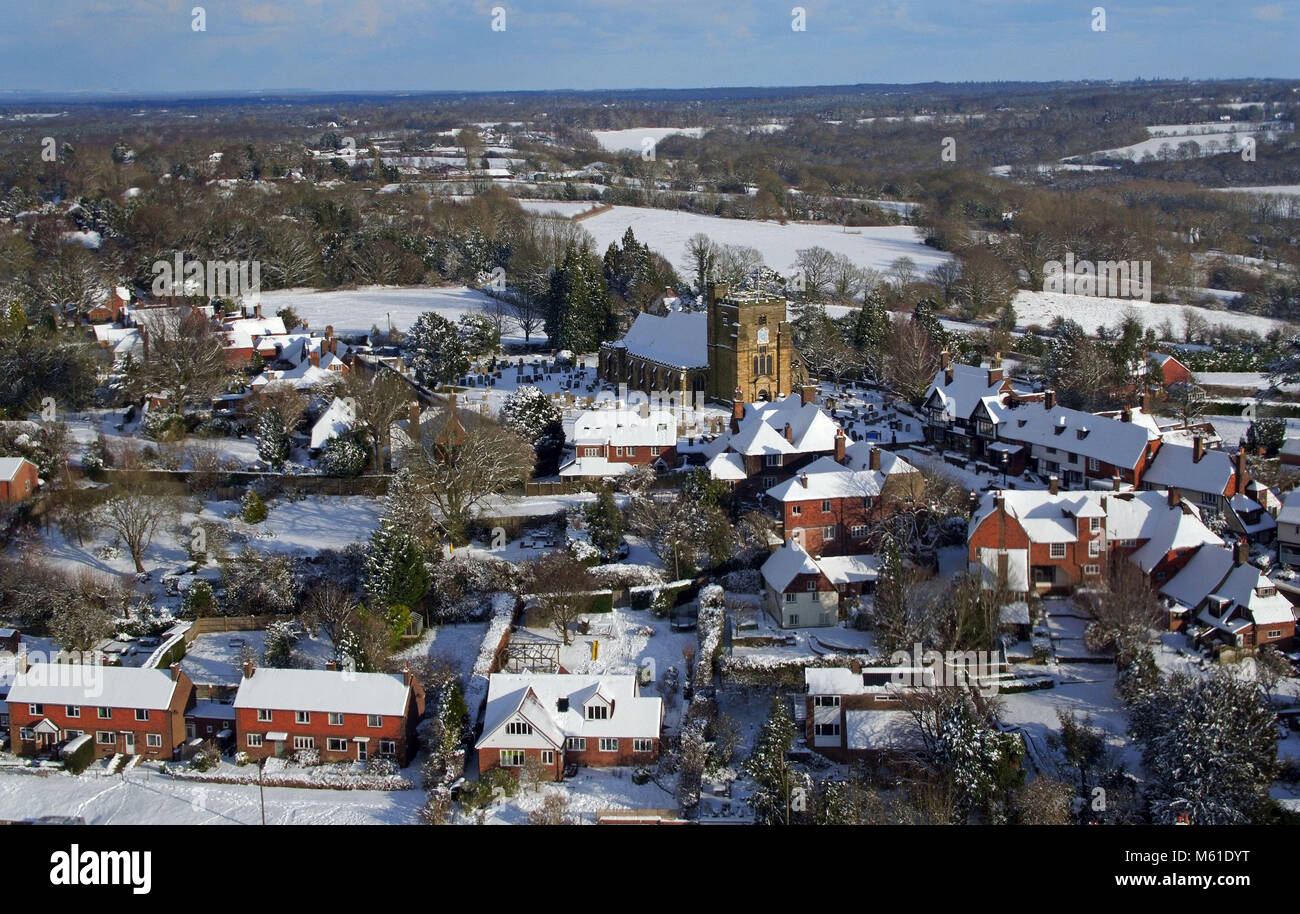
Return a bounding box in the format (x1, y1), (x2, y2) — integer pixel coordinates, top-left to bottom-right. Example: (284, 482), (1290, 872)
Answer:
(96, 468), (391, 498)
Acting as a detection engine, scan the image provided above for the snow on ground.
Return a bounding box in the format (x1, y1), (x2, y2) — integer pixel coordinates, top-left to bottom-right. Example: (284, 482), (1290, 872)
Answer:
(255, 285), (538, 340)
(0, 762), (424, 824)
(224, 495), (383, 555)
(397, 620), (491, 684)
(1069, 122), (1290, 162)
(576, 205), (952, 279)
(517, 199), (604, 218)
(1012, 289), (1290, 336)
(1215, 185), (1300, 197)
(181, 630), (337, 686)
(481, 765), (677, 823)
(590, 127), (704, 152)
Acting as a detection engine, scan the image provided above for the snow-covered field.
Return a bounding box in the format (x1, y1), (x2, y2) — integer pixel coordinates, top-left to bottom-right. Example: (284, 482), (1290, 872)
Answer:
(1071, 122), (1290, 162)
(517, 199), (604, 218)
(1215, 185), (1300, 197)
(577, 205), (952, 278)
(1011, 290), (1290, 336)
(590, 127), (704, 152)
(256, 285), (529, 339)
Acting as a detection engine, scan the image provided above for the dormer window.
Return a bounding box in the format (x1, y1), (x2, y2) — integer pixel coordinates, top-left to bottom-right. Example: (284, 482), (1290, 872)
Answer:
(585, 704), (609, 720)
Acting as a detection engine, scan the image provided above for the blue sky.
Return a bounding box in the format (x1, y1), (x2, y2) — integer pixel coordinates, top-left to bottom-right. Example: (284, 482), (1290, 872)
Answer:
(0, 1), (1295, 95)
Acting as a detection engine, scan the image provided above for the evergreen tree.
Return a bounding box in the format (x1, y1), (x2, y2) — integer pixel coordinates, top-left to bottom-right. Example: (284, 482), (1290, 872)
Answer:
(408, 311), (470, 387)
(255, 410), (291, 468)
(745, 696), (805, 825)
(545, 243), (611, 353)
(241, 489), (268, 524)
(363, 520), (430, 613)
(581, 487), (625, 559)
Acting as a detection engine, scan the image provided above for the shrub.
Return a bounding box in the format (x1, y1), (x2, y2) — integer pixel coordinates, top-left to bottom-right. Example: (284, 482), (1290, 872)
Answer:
(319, 434), (368, 478)
(191, 740), (222, 772)
(60, 734), (95, 775)
(294, 748), (321, 766)
(241, 489), (268, 524)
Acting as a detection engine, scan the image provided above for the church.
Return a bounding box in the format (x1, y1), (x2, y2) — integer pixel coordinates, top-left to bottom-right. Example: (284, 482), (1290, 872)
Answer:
(597, 282), (805, 405)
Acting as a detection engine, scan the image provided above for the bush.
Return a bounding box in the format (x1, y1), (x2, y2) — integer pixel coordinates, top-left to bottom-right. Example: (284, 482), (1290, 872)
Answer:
(191, 740), (222, 772)
(294, 748), (321, 766)
(319, 435), (368, 477)
(60, 734), (95, 775)
(235, 751), (253, 766)
(241, 489), (268, 524)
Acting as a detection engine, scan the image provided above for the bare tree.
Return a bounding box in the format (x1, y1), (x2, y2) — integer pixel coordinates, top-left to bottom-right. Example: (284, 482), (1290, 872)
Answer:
(504, 291), (546, 345)
(528, 551), (597, 646)
(1080, 559), (1163, 662)
(338, 369), (412, 472)
(96, 472), (183, 573)
(882, 316), (940, 404)
(303, 582), (361, 653)
(131, 308), (229, 410)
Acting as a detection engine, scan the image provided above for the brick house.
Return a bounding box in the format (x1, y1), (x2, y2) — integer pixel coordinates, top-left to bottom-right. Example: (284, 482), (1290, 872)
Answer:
(0, 457), (39, 505)
(922, 353), (1017, 462)
(476, 673), (662, 780)
(704, 388), (842, 495)
(764, 434), (923, 556)
(233, 663), (425, 765)
(967, 488), (1221, 595)
(7, 662), (194, 760)
(1147, 351), (1192, 387)
(802, 666), (932, 762)
(1141, 436), (1244, 518)
(1162, 540), (1297, 648)
(760, 537), (841, 628)
(559, 402), (677, 478)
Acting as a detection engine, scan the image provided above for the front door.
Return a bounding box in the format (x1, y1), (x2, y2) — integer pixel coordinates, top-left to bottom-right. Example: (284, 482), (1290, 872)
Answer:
(122, 732), (135, 755)
(357, 741), (368, 762)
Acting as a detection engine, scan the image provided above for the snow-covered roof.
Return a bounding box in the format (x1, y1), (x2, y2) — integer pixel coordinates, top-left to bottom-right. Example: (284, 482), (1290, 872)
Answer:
(558, 455), (638, 478)
(729, 396), (840, 457)
(845, 710), (910, 750)
(923, 362), (1007, 423)
(233, 668), (411, 717)
(761, 538), (824, 592)
(816, 554), (880, 586)
(1207, 562), (1296, 626)
(1279, 489), (1300, 527)
(1128, 501), (1223, 573)
(766, 457), (883, 503)
(0, 457), (33, 481)
(705, 451), (747, 482)
(6, 663), (182, 711)
(998, 401), (1154, 467)
(476, 673), (661, 747)
(310, 397), (354, 450)
(571, 406), (676, 448)
(1161, 545), (1235, 609)
(1142, 443), (1235, 495)
(613, 309), (707, 368)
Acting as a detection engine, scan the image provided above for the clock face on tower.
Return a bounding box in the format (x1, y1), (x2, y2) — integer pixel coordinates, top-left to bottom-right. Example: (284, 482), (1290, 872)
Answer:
(756, 327), (769, 345)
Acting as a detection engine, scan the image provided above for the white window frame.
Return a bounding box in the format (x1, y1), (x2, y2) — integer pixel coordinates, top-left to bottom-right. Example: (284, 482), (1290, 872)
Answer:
(97, 731), (116, 745)
(566, 737), (586, 751)
(633, 738), (654, 753)
(791, 505), (802, 516)
(327, 737), (348, 752)
(822, 525), (835, 541)
(1083, 564), (1100, 576)
(1049, 542), (1067, 559)
(378, 740), (396, 757)
(813, 695), (841, 707)
(65, 705), (80, 718)
(146, 733), (162, 748)
(257, 709), (273, 722)
(541, 749), (555, 765)
(506, 720), (534, 735)
(19, 728), (34, 742)
(598, 737), (619, 753)
(97, 707), (111, 720)
(367, 714), (383, 728)
(247, 733), (264, 747)
(813, 723), (841, 737)
(295, 710), (311, 725)
(293, 736), (314, 750)
(1088, 539), (1100, 557)
(850, 524), (868, 538)
(134, 709), (149, 722)
(500, 749), (526, 767)
(328, 712), (344, 726)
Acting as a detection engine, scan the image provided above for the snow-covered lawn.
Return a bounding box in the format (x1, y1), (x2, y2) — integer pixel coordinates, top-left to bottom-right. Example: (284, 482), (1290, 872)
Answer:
(589, 127), (704, 153)
(576, 205), (951, 279)
(256, 285), (539, 340)
(517, 199), (604, 218)
(479, 765), (678, 824)
(181, 630), (337, 687)
(1215, 185), (1300, 198)
(0, 762), (425, 824)
(1012, 289), (1291, 336)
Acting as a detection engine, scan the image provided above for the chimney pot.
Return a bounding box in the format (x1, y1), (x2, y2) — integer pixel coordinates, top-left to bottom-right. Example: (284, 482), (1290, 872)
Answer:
(944, 365), (954, 386)
(800, 472), (808, 488)
(1049, 475), (1059, 495)
(784, 423), (793, 443)
(170, 662), (181, 681)
(1044, 389), (1057, 410)
(834, 428), (846, 463)
(242, 659), (256, 679)
(801, 384), (816, 406)
(1112, 475), (1121, 492)
(869, 447), (881, 471)
(1234, 538), (1249, 567)
(1193, 435), (1204, 463)
(1168, 488), (1181, 508)
(325, 660), (339, 672)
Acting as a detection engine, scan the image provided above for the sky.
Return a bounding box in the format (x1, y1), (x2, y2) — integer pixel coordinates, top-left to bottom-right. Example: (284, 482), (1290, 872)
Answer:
(0, 0), (1295, 96)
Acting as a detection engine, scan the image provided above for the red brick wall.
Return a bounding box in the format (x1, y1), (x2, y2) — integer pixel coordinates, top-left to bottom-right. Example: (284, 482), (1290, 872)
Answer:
(8, 696), (189, 760)
(235, 705), (415, 763)
(0, 461), (38, 505)
(478, 737), (659, 780)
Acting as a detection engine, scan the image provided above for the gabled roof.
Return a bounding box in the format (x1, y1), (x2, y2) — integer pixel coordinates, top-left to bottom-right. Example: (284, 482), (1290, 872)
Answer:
(705, 451), (747, 482)
(310, 397), (353, 450)
(1161, 545), (1235, 609)
(923, 363), (1006, 423)
(729, 396), (840, 457)
(0, 457), (34, 482)
(233, 668), (411, 717)
(7, 663), (182, 711)
(476, 673), (661, 748)
(572, 406), (676, 448)
(613, 309), (707, 368)
(998, 401), (1154, 468)
(766, 456), (882, 502)
(1279, 489), (1300, 526)
(761, 538), (825, 592)
(1142, 442), (1235, 495)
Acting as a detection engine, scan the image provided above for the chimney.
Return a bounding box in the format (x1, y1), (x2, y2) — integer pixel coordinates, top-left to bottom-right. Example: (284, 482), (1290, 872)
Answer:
(1112, 475), (1121, 491)
(325, 660), (339, 672)
(940, 349), (951, 370)
(783, 423), (793, 443)
(968, 490), (980, 514)
(1234, 537), (1249, 567)
(987, 361), (1003, 387)
(1137, 390), (1147, 412)
(1235, 448), (1248, 489)
(799, 472), (808, 488)
(309, 347), (320, 368)
(16, 652), (27, 675)
(403, 662), (415, 687)
(944, 364), (954, 386)
(1167, 488), (1181, 508)
(1193, 435), (1204, 463)
(637, 401), (650, 420)
(242, 659), (255, 679)
(869, 447), (881, 471)
(801, 384), (816, 406)
(993, 491), (1005, 513)
(733, 388), (745, 421)
(1049, 475), (1059, 495)
(408, 401), (422, 436)
(1121, 407), (1132, 423)
(1044, 389), (1057, 410)
(170, 662), (181, 681)
(255, 303), (263, 319)
(834, 428), (846, 463)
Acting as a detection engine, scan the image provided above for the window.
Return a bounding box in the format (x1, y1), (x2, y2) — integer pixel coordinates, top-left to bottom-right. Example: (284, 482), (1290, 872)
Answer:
(814, 723), (841, 737)
(765, 454), (781, 467)
(650, 446), (660, 456)
(789, 614), (800, 626)
(599, 738), (619, 752)
(1083, 564), (1101, 576)
(97, 707), (111, 720)
(97, 731), (116, 745)
(813, 695), (841, 707)
(541, 750), (555, 765)
(65, 705), (80, 718)
(506, 720), (534, 735)
(784, 592), (796, 603)
(806, 581), (817, 592)
(293, 736), (314, 750)
(821, 500), (832, 512)
(257, 709), (273, 722)
(1049, 543), (1067, 559)
(614, 446), (625, 457)
(19, 728), (34, 742)
(328, 712), (343, 726)
(65, 730), (82, 739)
(583, 447), (600, 457)
(379, 740), (396, 757)
(1200, 492), (1218, 507)
(327, 738), (348, 752)
(295, 711), (310, 725)
(134, 709), (149, 722)
(791, 505), (802, 516)
(1088, 540), (1100, 557)
(1268, 629), (1283, 640)
(500, 749), (526, 767)
(850, 524), (868, 538)
(1089, 517), (1101, 532)
(633, 738), (654, 753)
(28, 704), (41, 716)
(566, 737), (586, 751)
(1068, 453), (1078, 464)
(247, 733), (264, 747)
(762, 476), (776, 488)
(367, 715), (383, 728)
(146, 733), (162, 748)
(822, 525), (835, 541)
(585, 704), (608, 720)
(1088, 458), (1100, 472)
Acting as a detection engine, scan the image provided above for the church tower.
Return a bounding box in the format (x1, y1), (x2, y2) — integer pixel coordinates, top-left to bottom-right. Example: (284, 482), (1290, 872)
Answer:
(706, 282), (804, 404)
